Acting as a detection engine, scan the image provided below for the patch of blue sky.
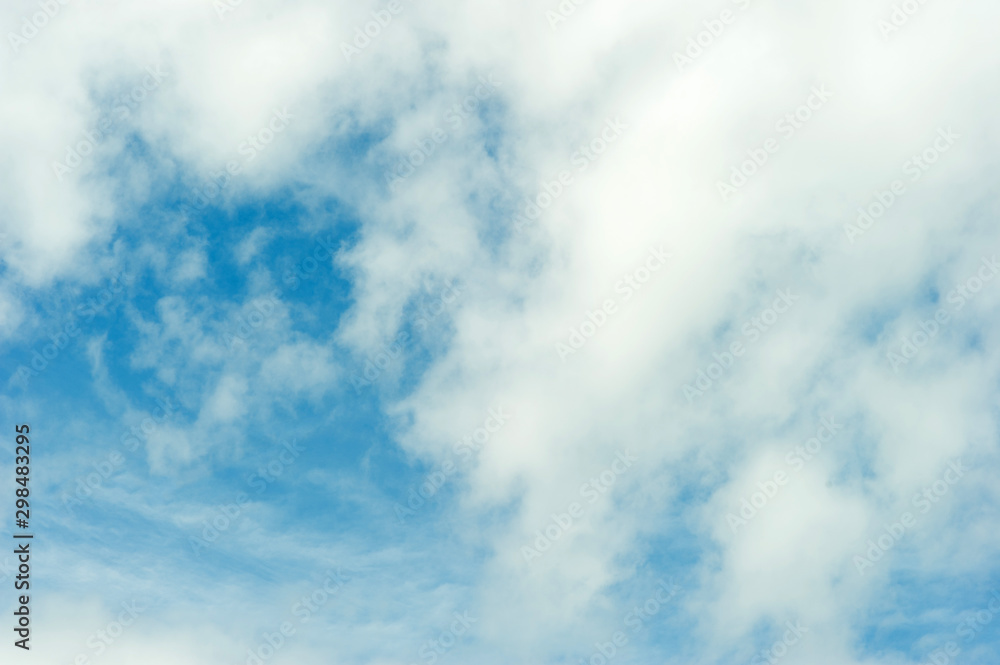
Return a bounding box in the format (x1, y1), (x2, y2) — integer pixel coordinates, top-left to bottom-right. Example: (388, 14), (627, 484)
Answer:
(855, 571), (1000, 662)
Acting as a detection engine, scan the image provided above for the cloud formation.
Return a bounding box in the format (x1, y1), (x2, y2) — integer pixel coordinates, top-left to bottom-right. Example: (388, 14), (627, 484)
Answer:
(2, 0), (1000, 664)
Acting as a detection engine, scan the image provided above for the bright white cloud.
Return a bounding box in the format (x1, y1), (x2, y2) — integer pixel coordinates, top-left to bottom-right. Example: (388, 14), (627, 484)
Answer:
(3, 0), (1000, 663)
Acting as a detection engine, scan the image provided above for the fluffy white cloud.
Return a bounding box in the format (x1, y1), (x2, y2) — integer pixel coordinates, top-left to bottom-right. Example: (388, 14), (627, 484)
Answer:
(5, 0), (1000, 663)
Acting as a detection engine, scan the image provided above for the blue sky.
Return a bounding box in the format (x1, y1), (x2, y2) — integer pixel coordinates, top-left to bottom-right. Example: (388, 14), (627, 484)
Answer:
(2, 0), (1000, 664)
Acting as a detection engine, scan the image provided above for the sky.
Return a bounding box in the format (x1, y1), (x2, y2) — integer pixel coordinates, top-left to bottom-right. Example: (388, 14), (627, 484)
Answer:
(2, 0), (1000, 664)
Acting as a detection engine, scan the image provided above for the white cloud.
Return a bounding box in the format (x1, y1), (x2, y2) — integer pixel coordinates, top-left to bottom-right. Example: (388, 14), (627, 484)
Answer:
(5, 0), (1000, 663)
